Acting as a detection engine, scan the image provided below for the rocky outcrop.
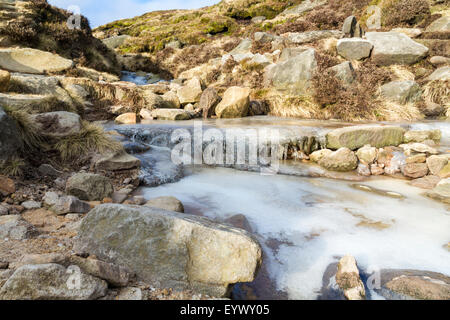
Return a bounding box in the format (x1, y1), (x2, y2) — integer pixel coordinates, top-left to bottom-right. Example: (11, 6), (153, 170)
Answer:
(66, 173), (114, 201)
(31, 112), (82, 138)
(0, 48), (74, 74)
(0, 264), (107, 300)
(74, 204), (262, 297)
(0, 105), (22, 161)
(366, 32), (429, 66)
(215, 86), (251, 118)
(318, 148), (358, 172)
(145, 196), (185, 213)
(326, 126), (406, 150)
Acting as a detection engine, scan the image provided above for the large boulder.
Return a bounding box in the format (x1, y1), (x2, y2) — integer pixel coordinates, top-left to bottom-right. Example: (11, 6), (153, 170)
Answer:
(318, 148), (358, 172)
(425, 16), (450, 33)
(94, 152), (141, 171)
(74, 204), (262, 297)
(199, 87), (221, 118)
(177, 77), (203, 105)
(266, 48), (317, 94)
(215, 86), (251, 119)
(0, 264), (107, 300)
(0, 48), (74, 74)
(365, 32), (429, 66)
(0, 69), (10, 92)
(66, 173), (114, 201)
(31, 112), (81, 138)
(335, 255), (365, 300)
(379, 81), (421, 104)
(145, 196), (184, 213)
(102, 35), (131, 49)
(149, 108), (193, 121)
(0, 106), (23, 161)
(337, 38), (373, 60)
(326, 126), (405, 150)
(377, 269), (450, 300)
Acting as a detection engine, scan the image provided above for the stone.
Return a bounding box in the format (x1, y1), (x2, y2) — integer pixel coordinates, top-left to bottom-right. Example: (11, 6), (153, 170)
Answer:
(70, 256), (133, 287)
(318, 148), (358, 172)
(430, 56), (450, 67)
(379, 269), (450, 300)
(116, 287), (145, 300)
(0, 205), (8, 216)
(406, 154), (426, 164)
(161, 91), (181, 109)
(50, 196), (91, 215)
(0, 93), (53, 110)
(224, 214), (253, 233)
(0, 48), (74, 74)
(0, 106), (23, 161)
(426, 178), (450, 203)
(342, 16), (357, 37)
(425, 16), (450, 33)
(177, 77), (203, 105)
(404, 130), (441, 143)
(251, 16), (266, 24)
(329, 61), (356, 84)
(285, 30), (344, 45)
(165, 40), (182, 49)
(150, 109), (192, 120)
(278, 47), (310, 62)
(337, 38), (373, 60)
(94, 152), (141, 171)
(142, 90), (167, 109)
(229, 38), (252, 55)
(0, 264), (107, 300)
(365, 32), (429, 66)
(112, 192), (128, 204)
(326, 126), (405, 150)
(43, 192), (60, 207)
(0, 175), (15, 196)
(391, 28), (423, 38)
(74, 204), (262, 297)
(0, 69), (10, 92)
(115, 113), (136, 125)
(145, 196), (184, 213)
(13, 253), (68, 269)
(410, 175), (441, 190)
(400, 143), (438, 156)
(439, 163), (450, 179)
(266, 48), (317, 94)
(380, 81), (421, 104)
(38, 164), (63, 177)
(199, 87), (221, 118)
(0, 215), (37, 240)
(215, 86), (251, 119)
(427, 155), (449, 175)
(402, 163), (429, 179)
(21, 201), (41, 210)
(426, 67), (450, 81)
(357, 163), (371, 176)
(123, 142), (150, 154)
(309, 149), (333, 163)
(336, 255), (365, 300)
(254, 32), (276, 43)
(370, 163), (385, 176)
(31, 112), (82, 138)
(248, 100), (269, 116)
(66, 173), (114, 201)
(102, 35), (131, 49)
(356, 145), (377, 165)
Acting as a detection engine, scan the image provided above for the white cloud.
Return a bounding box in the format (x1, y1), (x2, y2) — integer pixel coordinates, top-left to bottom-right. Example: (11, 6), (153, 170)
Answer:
(48, 0), (219, 27)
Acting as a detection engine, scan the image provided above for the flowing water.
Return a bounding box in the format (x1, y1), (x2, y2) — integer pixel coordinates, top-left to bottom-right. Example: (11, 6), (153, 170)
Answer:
(107, 117), (450, 300)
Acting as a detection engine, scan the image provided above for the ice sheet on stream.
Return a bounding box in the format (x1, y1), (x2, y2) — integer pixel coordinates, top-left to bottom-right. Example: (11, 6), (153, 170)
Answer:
(141, 167), (450, 300)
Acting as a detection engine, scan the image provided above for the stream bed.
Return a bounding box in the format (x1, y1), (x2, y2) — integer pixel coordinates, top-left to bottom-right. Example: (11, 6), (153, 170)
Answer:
(107, 117), (450, 300)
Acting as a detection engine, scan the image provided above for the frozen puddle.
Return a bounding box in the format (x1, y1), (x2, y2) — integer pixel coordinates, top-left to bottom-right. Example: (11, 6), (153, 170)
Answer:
(141, 167), (450, 300)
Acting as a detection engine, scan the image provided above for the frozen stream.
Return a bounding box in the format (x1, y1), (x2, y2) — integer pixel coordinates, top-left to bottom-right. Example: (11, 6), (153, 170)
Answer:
(108, 117), (450, 300)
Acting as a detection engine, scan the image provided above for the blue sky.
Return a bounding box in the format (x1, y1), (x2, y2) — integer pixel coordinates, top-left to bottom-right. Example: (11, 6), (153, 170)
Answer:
(48, 0), (220, 28)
